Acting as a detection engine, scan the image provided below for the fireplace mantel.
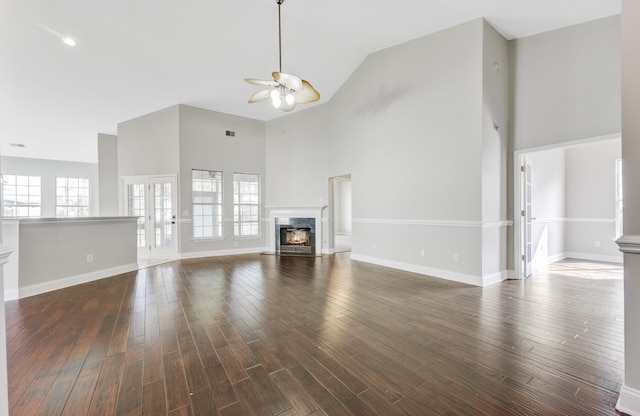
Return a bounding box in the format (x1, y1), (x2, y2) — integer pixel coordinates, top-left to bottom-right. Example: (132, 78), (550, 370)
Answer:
(267, 207), (327, 256)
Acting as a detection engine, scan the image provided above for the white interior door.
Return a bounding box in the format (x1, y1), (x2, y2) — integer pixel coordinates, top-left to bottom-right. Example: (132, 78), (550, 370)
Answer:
(520, 164), (533, 277)
(123, 175), (178, 259)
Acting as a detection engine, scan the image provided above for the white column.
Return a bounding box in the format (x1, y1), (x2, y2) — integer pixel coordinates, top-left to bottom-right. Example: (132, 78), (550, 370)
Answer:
(0, 154), (11, 414)
(616, 1), (640, 414)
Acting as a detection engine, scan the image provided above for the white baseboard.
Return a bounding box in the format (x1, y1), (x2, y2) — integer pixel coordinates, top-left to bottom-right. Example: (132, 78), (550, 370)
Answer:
(16, 263), (139, 300)
(180, 247), (268, 260)
(3, 289), (19, 302)
(350, 254), (507, 287)
(617, 384), (640, 416)
(482, 271), (508, 286)
(547, 253), (568, 263)
(564, 251), (623, 264)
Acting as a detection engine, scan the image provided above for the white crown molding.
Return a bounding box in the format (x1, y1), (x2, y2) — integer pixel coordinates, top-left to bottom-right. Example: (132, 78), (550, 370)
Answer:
(616, 235), (640, 254)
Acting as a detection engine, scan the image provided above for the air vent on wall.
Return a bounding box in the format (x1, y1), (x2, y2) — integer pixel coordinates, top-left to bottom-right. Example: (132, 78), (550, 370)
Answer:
(9, 143), (26, 148)
(225, 130), (236, 137)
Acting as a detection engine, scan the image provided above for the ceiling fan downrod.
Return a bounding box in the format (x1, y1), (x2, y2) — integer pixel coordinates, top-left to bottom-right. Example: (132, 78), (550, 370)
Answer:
(277, 0), (284, 73)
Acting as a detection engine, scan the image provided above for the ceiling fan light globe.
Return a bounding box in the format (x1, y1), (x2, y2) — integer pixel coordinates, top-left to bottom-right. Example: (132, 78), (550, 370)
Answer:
(285, 93), (295, 106)
(270, 89), (281, 108)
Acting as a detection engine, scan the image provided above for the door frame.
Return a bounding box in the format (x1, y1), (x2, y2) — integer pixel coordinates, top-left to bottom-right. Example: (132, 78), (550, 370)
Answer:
(328, 174), (352, 255)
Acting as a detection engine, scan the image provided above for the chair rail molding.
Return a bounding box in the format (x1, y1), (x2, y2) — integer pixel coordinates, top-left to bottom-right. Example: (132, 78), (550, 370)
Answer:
(616, 235), (640, 254)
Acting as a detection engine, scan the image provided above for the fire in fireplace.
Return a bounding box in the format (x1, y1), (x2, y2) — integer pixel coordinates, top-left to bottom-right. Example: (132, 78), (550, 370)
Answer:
(276, 217), (315, 255)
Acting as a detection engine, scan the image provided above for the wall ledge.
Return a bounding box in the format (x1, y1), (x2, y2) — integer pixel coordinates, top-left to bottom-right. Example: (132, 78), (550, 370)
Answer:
(617, 383), (640, 416)
(616, 235), (640, 254)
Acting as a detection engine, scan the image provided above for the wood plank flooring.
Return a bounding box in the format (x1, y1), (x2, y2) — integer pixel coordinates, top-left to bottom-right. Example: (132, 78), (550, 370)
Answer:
(5, 254), (625, 415)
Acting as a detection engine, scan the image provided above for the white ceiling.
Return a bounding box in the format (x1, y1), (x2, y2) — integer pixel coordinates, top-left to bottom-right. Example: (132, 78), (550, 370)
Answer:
(1, 0), (620, 163)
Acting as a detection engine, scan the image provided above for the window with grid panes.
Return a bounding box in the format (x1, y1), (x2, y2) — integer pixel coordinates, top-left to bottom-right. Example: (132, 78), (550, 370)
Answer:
(56, 177), (90, 217)
(2, 175), (41, 217)
(233, 173), (260, 237)
(192, 170), (223, 238)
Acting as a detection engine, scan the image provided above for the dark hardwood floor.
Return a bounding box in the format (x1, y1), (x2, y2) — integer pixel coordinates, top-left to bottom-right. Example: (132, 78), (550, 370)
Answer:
(5, 254), (625, 415)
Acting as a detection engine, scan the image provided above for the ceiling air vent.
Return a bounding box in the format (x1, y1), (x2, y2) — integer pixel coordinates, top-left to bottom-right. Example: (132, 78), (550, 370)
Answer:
(225, 130), (235, 137)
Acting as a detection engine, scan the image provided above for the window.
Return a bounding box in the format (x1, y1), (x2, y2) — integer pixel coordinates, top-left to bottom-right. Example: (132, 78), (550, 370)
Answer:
(192, 170), (223, 238)
(233, 173), (260, 237)
(2, 175), (41, 217)
(56, 177), (90, 217)
(127, 183), (147, 248)
(615, 159), (623, 239)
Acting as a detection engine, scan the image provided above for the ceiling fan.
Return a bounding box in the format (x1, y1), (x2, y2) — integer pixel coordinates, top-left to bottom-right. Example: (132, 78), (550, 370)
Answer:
(245, 0), (320, 112)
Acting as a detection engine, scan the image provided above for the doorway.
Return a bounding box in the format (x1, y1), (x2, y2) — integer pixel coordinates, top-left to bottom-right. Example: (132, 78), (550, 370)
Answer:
(330, 175), (352, 253)
(514, 136), (622, 279)
(123, 175), (178, 260)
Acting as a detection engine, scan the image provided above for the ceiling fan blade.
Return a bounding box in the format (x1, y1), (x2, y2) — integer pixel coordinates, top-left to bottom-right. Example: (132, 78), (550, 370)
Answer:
(248, 89), (273, 103)
(273, 72), (303, 91)
(245, 78), (278, 87)
(292, 80), (321, 104)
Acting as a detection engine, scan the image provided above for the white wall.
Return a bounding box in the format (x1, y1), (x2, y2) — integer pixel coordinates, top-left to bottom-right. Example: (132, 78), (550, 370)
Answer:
(1, 156), (99, 217)
(510, 16), (621, 151)
(565, 139), (622, 262)
(178, 105), (267, 256)
(98, 133), (119, 216)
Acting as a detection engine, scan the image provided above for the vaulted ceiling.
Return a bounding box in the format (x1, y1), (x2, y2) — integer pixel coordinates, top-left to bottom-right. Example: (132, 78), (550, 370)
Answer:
(1, 0), (620, 162)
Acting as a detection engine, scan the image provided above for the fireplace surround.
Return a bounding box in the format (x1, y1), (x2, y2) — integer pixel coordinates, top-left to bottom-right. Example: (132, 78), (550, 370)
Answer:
(275, 217), (315, 255)
(268, 207), (326, 256)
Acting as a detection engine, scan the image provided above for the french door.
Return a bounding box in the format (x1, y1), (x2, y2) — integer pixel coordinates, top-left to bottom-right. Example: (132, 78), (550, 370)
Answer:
(123, 175), (178, 259)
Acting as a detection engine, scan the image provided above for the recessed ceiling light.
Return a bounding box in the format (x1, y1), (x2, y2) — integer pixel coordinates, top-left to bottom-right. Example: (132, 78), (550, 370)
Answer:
(62, 36), (76, 47)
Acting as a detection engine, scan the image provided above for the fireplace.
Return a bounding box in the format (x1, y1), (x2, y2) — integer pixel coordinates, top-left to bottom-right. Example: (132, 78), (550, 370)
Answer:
(275, 217), (315, 255)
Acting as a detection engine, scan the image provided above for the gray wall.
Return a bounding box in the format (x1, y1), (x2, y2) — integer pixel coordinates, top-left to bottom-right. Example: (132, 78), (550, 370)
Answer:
(510, 15), (621, 151)
(117, 105), (180, 177)
(480, 20), (510, 280)
(1, 156), (99, 217)
(178, 104), (267, 256)
(267, 19), (499, 285)
(508, 15), (621, 273)
(265, 105), (329, 208)
(98, 133), (119, 215)
(17, 218), (137, 292)
(565, 140), (621, 261)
